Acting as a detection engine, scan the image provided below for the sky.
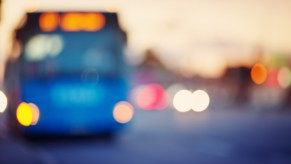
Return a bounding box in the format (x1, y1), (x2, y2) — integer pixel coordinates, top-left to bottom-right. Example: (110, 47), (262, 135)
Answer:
(1, 0), (291, 78)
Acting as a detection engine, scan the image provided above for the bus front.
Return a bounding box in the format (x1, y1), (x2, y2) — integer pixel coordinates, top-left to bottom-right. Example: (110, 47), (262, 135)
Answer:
(7, 12), (133, 136)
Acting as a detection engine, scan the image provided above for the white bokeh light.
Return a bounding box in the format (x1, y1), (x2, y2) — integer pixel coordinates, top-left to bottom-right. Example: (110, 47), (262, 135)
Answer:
(0, 90), (8, 113)
(192, 90), (210, 112)
(173, 90), (193, 112)
(25, 34), (64, 61)
(278, 67), (291, 89)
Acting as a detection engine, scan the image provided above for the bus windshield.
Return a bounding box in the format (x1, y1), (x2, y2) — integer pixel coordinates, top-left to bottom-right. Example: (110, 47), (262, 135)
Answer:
(17, 12), (127, 77)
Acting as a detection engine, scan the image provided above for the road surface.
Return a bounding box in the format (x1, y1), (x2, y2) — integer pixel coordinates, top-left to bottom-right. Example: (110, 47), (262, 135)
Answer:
(1, 108), (291, 164)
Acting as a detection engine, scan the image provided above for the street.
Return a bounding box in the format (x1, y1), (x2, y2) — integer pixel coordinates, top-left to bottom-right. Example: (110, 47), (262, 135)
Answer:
(1, 107), (291, 164)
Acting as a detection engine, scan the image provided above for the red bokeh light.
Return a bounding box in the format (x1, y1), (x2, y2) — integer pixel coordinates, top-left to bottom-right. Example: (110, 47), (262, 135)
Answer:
(136, 84), (168, 110)
(265, 69), (280, 88)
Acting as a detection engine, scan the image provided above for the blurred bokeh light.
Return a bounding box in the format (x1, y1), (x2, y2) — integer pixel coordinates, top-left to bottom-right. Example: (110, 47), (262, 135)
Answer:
(173, 90), (193, 113)
(173, 89), (210, 113)
(113, 101), (134, 124)
(28, 103), (40, 125)
(81, 13), (105, 31)
(0, 90), (7, 113)
(25, 34), (63, 61)
(39, 12), (59, 32)
(16, 102), (33, 126)
(251, 63), (267, 85)
(192, 90), (210, 112)
(266, 69), (280, 88)
(60, 13), (105, 32)
(135, 84), (168, 110)
(278, 67), (291, 89)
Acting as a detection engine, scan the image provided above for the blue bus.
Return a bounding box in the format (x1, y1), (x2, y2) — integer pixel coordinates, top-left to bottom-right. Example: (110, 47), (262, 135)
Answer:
(4, 12), (133, 136)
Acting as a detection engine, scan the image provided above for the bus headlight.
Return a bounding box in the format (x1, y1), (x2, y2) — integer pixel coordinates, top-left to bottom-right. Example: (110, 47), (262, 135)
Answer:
(113, 101), (134, 124)
(16, 102), (40, 126)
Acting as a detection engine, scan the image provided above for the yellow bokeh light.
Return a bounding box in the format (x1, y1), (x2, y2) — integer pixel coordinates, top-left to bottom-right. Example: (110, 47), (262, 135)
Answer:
(60, 13), (105, 32)
(113, 101), (134, 124)
(61, 13), (82, 31)
(16, 102), (33, 126)
(29, 103), (40, 125)
(251, 63), (267, 85)
(39, 13), (59, 32)
(0, 91), (8, 113)
(82, 13), (105, 32)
